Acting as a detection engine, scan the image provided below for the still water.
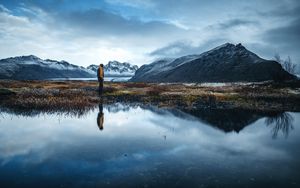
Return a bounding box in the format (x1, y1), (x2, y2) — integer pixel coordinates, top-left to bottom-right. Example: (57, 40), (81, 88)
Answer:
(48, 76), (131, 82)
(0, 104), (299, 188)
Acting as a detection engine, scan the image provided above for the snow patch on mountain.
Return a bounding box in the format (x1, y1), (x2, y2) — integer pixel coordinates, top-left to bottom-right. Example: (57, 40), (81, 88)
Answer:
(0, 55), (140, 80)
(0, 55), (95, 79)
(87, 61), (138, 76)
(131, 43), (295, 82)
(0, 55), (94, 76)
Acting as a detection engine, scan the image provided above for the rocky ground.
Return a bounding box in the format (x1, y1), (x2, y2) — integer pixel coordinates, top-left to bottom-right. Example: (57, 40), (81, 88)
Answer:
(1, 80), (300, 115)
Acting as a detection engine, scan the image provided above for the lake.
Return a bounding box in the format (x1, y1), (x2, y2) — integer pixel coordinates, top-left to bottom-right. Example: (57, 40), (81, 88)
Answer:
(48, 76), (132, 82)
(0, 104), (299, 188)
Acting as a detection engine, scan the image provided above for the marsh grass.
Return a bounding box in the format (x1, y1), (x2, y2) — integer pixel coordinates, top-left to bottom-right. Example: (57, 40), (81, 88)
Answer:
(1, 80), (300, 112)
(146, 85), (168, 96)
(123, 82), (149, 88)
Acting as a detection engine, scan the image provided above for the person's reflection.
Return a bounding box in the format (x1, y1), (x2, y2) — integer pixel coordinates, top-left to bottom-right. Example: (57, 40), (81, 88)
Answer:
(97, 99), (104, 131)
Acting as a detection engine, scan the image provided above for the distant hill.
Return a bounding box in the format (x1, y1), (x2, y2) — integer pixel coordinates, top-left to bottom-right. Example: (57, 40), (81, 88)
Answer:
(87, 61), (138, 77)
(130, 43), (296, 82)
(0, 55), (94, 80)
(0, 56), (138, 80)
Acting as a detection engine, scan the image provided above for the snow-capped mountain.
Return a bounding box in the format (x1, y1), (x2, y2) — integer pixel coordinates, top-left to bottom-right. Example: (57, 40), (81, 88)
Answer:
(130, 43), (296, 82)
(87, 61), (138, 77)
(0, 55), (94, 80)
(0, 55), (139, 80)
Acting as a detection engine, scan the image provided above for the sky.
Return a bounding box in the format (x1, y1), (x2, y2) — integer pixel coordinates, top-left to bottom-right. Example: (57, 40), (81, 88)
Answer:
(0, 0), (299, 68)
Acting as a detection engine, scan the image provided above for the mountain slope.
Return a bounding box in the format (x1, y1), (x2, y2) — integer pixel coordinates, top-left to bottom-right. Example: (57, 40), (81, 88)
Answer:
(0, 55), (94, 80)
(87, 61), (138, 76)
(130, 43), (296, 82)
(0, 56), (139, 80)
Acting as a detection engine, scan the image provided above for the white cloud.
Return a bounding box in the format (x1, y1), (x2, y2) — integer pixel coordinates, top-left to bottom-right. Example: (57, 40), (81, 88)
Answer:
(0, 0), (300, 67)
(0, 4), (189, 66)
(105, 0), (155, 8)
(0, 4), (10, 13)
(0, 4), (157, 66)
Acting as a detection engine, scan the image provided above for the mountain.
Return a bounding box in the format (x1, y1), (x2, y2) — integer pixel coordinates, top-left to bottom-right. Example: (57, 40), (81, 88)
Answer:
(0, 55), (94, 80)
(87, 61), (138, 77)
(0, 56), (139, 80)
(130, 43), (296, 82)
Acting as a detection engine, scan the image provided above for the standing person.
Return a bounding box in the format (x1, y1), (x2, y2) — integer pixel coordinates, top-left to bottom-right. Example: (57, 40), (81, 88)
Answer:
(97, 64), (104, 96)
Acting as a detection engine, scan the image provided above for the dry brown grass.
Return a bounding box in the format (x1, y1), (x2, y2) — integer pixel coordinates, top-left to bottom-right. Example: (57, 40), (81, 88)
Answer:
(146, 85), (168, 96)
(1, 80), (300, 112)
(123, 82), (149, 88)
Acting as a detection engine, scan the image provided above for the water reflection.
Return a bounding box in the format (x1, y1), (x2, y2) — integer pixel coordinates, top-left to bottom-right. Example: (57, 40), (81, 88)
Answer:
(181, 108), (295, 138)
(265, 112), (294, 139)
(0, 105), (93, 118)
(181, 108), (261, 133)
(97, 99), (104, 131)
(0, 104), (295, 138)
(137, 106), (295, 138)
(0, 104), (299, 187)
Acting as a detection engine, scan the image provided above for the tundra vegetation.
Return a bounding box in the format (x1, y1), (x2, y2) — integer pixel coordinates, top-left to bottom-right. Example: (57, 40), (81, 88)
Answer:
(1, 80), (300, 116)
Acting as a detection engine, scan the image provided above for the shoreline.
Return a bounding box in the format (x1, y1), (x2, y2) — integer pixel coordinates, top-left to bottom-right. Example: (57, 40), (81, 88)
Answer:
(1, 80), (300, 114)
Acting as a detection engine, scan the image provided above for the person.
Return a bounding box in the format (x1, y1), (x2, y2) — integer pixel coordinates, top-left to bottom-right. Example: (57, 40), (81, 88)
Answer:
(97, 99), (104, 131)
(97, 64), (104, 96)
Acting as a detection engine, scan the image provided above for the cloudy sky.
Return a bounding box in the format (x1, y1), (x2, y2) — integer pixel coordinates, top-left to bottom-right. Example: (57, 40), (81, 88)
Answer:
(0, 0), (299, 67)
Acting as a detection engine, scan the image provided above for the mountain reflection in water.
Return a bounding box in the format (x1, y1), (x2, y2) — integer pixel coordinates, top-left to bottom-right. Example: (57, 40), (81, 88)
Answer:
(265, 112), (294, 139)
(0, 103), (295, 138)
(103, 103), (295, 138)
(181, 108), (294, 138)
(0, 103), (299, 188)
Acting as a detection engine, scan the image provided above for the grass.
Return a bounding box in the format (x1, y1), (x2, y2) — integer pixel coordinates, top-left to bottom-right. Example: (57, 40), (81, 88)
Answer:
(0, 88), (16, 96)
(1, 80), (300, 113)
(145, 85), (168, 96)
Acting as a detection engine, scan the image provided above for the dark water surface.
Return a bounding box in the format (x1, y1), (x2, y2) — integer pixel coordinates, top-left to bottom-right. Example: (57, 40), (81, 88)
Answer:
(48, 76), (131, 82)
(0, 104), (299, 188)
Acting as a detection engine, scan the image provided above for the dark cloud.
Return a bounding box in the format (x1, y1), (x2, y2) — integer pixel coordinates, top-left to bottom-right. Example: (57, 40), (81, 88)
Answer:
(264, 19), (300, 48)
(257, 2), (300, 64)
(149, 41), (195, 57)
(255, 1), (300, 18)
(58, 9), (182, 37)
(262, 18), (300, 62)
(1, 0), (300, 69)
(216, 19), (259, 30)
(149, 38), (227, 57)
(1, 0), (184, 38)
